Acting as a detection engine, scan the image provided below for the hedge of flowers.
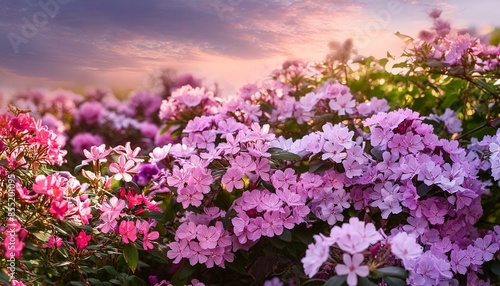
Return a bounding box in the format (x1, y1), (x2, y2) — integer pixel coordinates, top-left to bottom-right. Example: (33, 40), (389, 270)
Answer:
(1, 9), (500, 286)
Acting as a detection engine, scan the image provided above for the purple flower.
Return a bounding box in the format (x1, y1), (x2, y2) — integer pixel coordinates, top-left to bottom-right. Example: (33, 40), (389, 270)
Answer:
(134, 164), (160, 186)
(76, 101), (104, 125)
(70, 133), (104, 156)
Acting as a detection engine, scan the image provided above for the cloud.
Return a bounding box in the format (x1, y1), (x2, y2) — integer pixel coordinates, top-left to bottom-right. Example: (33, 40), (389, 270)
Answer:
(0, 0), (499, 91)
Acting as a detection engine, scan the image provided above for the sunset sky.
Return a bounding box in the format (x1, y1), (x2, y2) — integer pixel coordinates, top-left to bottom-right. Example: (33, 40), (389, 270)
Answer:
(1, 0), (499, 96)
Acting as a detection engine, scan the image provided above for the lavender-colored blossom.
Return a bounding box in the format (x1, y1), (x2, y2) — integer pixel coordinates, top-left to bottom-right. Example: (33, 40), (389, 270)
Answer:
(70, 133), (104, 156)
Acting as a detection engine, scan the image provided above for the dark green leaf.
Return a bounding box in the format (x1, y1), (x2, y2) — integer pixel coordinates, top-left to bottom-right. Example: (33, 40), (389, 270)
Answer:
(260, 103), (274, 115)
(417, 183), (433, 197)
(324, 275), (347, 286)
(171, 264), (199, 286)
(358, 277), (377, 286)
(226, 261), (250, 276)
(309, 160), (332, 173)
(74, 163), (88, 174)
(127, 275), (147, 286)
(384, 276), (408, 286)
(102, 265), (119, 276)
(170, 127), (184, 138)
(370, 148), (384, 161)
(491, 260), (500, 276)
(147, 211), (165, 221)
(123, 244), (139, 273)
(279, 229), (292, 242)
(177, 263), (199, 280)
(377, 267), (408, 279)
(268, 147), (301, 161)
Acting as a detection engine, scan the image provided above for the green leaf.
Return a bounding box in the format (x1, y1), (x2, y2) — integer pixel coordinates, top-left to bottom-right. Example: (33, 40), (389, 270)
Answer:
(379, 58), (389, 68)
(358, 277), (377, 286)
(278, 229), (292, 242)
(128, 275), (147, 286)
(392, 62), (408, 69)
(491, 260), (500, 276)
(417, 183), (433, 197)
(123, 243), (139, 273)
(170, 127), (184, 138)
(260, 103), (274, 115)
(171, 264), (199, 286)
(148, 211), (165, 221)
(268, 147), (301, 161)
(324, 275), (347, 286)
(226, 260), (250, 276)
(102, 265), (119, 276)
(74, 163), (88, 174)
(377, 267), (408, 279)
(0, 270), (11, 285)
(384, 277), (407, 286)
(309, 160), (332, 173)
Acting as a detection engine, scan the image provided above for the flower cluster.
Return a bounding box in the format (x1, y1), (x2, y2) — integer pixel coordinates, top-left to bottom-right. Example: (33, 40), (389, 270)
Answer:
(414, 9), (500, 73)
(294, 108), (499, 285)
(159, 85), (220, 123)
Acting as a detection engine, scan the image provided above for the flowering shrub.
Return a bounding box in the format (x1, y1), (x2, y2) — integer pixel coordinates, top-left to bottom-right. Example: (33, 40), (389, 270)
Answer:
(1, 9), (500, 286)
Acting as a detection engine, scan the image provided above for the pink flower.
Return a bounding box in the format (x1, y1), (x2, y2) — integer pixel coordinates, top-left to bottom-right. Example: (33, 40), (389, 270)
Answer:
(329, 93), (355, 116)
(97, 212), (118, 234)
(118, 220), (137, 244)
(82, 144), (111, 164)
(75, 231), (91, 250)
(177, 186), (204, 208)
(115, 142), (143, 163)
(335, 253), (369, 286)
(109, 155), (140, 182)
(271, 168), (296, 190)
(101, 196), (126, 220)
(142, 230), (159, 250)
(390, 232), (423, 267)
(221, 167), (244, 192)
(167, 240), (191, 264)
(196, 225), (222, 250)
(188, 241), (210, 266)
(188, 167), (213, 194)
(301, 235), (332, 278)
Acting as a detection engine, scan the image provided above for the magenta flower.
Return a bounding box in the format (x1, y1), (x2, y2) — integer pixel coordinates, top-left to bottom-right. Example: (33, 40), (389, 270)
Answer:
(50, 200), (68, 220)
(75, 231), (91, 250)
(46, 236), (63, 248)
(335, 253), (369, 286)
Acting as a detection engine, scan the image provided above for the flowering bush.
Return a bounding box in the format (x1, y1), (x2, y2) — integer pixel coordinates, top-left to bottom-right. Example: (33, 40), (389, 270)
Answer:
(1, 9), (500, 286)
